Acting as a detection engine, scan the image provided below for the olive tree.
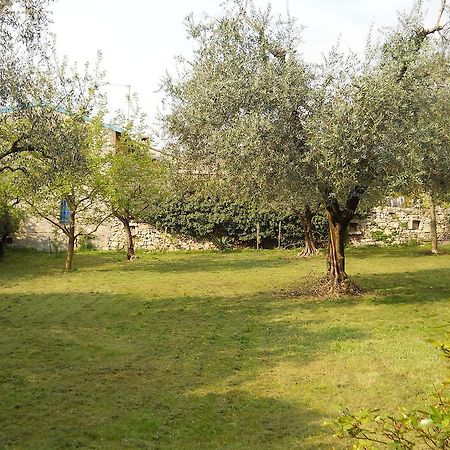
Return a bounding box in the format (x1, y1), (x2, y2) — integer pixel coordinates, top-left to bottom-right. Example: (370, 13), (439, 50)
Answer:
(163, 0), (448, 293)
(0, 0), (55, 171)
(303, 2), (449, 291)
(162, 1), (320, 257)
(407, 44), (450, 254)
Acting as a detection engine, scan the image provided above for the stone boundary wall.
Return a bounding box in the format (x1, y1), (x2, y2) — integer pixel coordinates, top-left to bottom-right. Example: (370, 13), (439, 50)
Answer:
(12, 217), (215, 252)
(12, 206), (450, 251)
(348, 206), (450, 246)
(105, 220), (215, 251)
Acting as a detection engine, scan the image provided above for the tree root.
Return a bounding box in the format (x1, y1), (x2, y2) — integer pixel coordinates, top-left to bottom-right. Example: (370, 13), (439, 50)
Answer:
(278, 275), (363, 299)
(322, 277), (363, 296)
(297, 247), (319, 258)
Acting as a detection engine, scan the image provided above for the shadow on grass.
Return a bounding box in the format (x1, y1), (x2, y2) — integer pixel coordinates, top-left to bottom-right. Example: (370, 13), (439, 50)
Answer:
(0, 290), (362, 448)
(110, 254), (296, 275)
(354, 267), (450, 305)
(0, 249), (298, 284)
(88, 390), (329, 450)
(348, 244), (450, 259)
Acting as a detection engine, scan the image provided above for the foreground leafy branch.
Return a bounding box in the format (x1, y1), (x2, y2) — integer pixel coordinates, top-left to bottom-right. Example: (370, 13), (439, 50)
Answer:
(333, 344), (450, 449)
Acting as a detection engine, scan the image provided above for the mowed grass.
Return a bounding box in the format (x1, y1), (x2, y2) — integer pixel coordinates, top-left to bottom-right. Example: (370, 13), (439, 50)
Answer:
(1, 245), (450, 449)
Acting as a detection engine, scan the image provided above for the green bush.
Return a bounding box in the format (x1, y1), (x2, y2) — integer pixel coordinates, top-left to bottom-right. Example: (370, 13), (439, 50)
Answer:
(143, 190), (328, 248)
(77, 235), (96, 251)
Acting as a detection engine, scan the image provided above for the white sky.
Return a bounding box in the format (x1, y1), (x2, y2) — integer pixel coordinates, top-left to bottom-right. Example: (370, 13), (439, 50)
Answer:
(51, 0), (441, 132)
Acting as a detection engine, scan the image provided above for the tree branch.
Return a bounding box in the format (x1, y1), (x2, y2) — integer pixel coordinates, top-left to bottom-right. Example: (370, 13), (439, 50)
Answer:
(74, 213), (113, 239)
(0, 138), (35, 161)
(0, 165), (28, 175)
(239, 4), (287, 61)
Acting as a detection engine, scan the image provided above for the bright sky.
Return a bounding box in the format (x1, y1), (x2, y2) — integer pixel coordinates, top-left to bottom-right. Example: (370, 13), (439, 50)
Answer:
(51, 0), (441, 133)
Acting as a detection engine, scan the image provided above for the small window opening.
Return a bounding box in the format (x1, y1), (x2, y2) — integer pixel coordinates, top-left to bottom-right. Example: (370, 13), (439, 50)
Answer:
(349, 222), (359, 234)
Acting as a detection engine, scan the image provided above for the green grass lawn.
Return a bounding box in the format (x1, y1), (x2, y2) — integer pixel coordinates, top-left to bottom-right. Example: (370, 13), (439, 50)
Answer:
(1, 245), (449, 449)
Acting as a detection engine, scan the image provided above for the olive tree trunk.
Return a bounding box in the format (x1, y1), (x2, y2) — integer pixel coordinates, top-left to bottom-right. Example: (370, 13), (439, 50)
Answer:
(298, 204), (318, 257)
(324, 189), (364, 295)
(326, 209), (348, 285)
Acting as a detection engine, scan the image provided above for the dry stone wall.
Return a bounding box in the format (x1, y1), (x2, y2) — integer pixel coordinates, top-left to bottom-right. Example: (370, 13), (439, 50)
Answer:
(12, 206), (450, 251)
(348, 206), (450, 246)
(105, 219), (215, 251)
(13, 217), (215, 251)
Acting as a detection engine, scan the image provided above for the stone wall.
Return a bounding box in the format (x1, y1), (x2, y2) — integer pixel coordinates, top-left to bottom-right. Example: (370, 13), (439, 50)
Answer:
(12, 205), (450, 251)
(105, 219), (215, 251)
(13, 218), (67, 252)
(12, 217), (215, 252)
(348, 206), (450, 246)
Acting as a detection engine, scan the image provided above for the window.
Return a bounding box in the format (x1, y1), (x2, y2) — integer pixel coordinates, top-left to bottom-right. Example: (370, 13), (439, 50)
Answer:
(349, 222), (359, 234)
(59, 199), (70, 225)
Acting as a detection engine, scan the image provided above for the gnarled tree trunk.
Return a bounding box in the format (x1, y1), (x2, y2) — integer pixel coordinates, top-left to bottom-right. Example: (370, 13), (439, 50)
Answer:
(428, 192), (439, 255)
(324, 188), (364, 295)
(298, 204), (318, 257)
(326, 209), (348, 285)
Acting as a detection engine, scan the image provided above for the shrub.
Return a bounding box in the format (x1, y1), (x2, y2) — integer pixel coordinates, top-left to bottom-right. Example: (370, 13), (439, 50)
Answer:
(143, 190), (328, 248)
(332, 343), (450, 449)
(77, 235), (96, 251)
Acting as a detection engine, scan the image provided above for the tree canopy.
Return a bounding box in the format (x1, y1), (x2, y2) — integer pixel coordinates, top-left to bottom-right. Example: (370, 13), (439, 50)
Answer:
(163, 0), (450, 292)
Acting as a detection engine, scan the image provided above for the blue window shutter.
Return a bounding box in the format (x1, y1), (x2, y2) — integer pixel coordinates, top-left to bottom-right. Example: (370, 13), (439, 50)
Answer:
(59, 199), (71, 225)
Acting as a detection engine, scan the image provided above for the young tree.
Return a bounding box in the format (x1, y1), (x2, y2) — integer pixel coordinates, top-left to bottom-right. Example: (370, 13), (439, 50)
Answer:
(407, 45), (450, 254)
(21, 114), (108, 270)
(99, 126), (166, 260)
(17, 56), (110, 271)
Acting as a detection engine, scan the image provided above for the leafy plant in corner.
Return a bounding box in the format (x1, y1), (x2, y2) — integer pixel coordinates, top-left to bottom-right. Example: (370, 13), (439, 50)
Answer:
(332, 342), (450, 449)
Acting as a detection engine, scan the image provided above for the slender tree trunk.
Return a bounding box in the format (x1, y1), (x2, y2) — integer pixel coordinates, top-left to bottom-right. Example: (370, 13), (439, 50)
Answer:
(256, 222), (260, 250)
(122, 217), (137, 260)
(298, 204), (318, 257)
(0, 236), (6, 260)
(65, 210), (76, 272)
(428, 192), (439, 255)
(278, 220), (282, 249)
